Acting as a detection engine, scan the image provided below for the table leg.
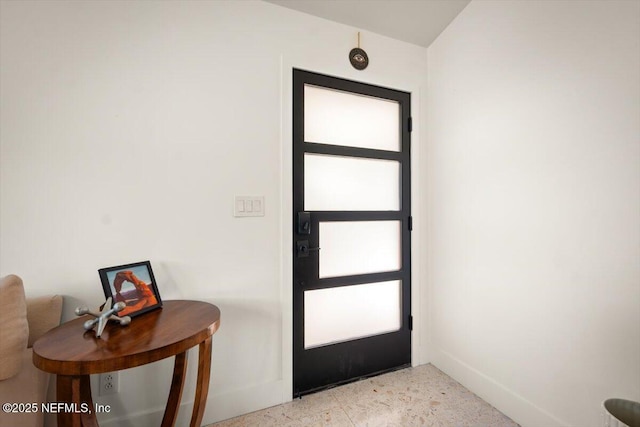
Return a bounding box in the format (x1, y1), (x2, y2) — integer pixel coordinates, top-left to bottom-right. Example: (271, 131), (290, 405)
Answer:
(190, 336), (212, 427)
(56, 375), (81, 427)
(80, 375), (99, 427)
(56, 375), (99, 427)
(161, 351), (188, 427)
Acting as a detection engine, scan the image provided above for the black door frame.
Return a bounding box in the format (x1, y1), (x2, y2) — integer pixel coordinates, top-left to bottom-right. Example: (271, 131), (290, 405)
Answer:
(292, 69), (412, 397)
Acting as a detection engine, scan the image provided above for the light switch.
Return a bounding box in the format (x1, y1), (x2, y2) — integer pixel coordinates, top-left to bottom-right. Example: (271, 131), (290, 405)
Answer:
(234, 196), (265, 217)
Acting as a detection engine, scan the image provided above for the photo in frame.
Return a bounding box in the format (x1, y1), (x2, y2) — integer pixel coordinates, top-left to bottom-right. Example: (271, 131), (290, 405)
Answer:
(98, 261), (162, 318)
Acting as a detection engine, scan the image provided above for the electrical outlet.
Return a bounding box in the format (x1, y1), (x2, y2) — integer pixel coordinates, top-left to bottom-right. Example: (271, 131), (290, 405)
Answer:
(99, 372), (119, 396)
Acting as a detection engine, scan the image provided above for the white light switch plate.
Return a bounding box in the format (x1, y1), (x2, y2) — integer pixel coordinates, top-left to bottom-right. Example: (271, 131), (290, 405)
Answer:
(234, 196), (264, 217)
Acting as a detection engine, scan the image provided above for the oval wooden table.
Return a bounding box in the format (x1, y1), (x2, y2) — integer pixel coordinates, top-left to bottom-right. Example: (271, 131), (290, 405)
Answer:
(33, 300), (221, 427)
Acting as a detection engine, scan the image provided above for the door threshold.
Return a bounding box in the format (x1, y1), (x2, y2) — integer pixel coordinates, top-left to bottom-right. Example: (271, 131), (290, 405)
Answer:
(295, 363), (411, 399)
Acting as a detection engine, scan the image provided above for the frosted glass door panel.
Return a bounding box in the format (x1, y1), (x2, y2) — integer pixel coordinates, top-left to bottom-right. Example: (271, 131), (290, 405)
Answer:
(304, 281), (401, 349)
(304, 154), (400, 211)
(304, 85), (400, 151)
(319, 221), (401, 278)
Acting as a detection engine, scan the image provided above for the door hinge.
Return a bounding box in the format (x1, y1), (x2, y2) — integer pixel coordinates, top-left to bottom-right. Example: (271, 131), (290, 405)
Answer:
(408, 315), (413, 331)
(408, 216), (413, 231)
(408, 117), (413, 133)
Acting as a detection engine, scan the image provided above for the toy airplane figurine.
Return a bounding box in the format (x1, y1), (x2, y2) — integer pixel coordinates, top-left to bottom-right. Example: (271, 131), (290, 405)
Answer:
(75, 297), (131, 338)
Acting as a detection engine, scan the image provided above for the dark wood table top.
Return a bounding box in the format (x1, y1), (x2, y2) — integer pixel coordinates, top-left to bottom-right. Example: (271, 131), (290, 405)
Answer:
(33, 300), (221, 376)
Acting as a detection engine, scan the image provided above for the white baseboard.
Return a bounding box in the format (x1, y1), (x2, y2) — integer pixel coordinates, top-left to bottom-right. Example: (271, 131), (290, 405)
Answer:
(430, 347), (569, 427)
(204, 380), (285, 424)
(99, 379), (285, 427)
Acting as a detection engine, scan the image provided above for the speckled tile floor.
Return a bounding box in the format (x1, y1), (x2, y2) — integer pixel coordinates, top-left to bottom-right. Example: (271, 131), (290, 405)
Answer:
(206, 364), (519, 427)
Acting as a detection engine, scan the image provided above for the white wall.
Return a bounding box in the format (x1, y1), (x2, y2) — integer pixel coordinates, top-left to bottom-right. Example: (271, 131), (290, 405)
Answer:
(426, 1), (640, 426)
(0, 1), (427, 425)
(6, 1), (636, 426)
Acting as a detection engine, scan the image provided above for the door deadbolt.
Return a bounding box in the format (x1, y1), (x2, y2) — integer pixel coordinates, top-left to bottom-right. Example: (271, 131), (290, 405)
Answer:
(296, 240), (320, 258)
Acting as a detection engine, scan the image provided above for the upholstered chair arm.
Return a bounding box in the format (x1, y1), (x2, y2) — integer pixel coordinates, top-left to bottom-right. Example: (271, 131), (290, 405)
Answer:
(26, 295), (63, 348)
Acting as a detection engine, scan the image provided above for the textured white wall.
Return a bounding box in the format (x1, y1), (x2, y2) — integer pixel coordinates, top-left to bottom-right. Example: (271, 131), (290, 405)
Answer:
(426, 1), (640, 426)
(0, 1), (427, 425)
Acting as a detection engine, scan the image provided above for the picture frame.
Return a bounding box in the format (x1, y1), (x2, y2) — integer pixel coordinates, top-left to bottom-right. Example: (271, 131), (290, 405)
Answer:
(98, 260), (162, 318)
